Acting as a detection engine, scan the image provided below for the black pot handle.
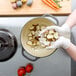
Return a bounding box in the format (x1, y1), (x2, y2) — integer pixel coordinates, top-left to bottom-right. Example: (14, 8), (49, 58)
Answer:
(22, 48), (39, 61)
(41, 14), (59, 26)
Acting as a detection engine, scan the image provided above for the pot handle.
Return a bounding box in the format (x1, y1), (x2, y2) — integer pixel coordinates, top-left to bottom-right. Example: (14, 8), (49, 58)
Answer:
(41, 14), (59, 25)
(22, 48), (39, 61)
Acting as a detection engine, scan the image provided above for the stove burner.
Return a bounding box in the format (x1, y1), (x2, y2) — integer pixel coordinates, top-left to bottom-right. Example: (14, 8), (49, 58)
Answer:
(0, 29), (17, 62)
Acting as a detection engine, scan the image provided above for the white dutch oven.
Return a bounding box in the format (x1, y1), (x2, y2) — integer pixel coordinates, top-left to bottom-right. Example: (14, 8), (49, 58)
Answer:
(21, 14), (59, 61)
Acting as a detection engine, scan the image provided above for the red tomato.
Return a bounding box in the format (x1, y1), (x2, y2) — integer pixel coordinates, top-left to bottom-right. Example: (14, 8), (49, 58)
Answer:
(17, 67), (26, 76)
(25, 63), (33, 73)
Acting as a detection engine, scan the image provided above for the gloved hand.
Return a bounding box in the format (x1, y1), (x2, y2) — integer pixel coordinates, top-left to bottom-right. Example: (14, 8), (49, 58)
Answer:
(39, 24), (70, 48)
(39, 23), (70, 36)
(46, 36), (71, 49)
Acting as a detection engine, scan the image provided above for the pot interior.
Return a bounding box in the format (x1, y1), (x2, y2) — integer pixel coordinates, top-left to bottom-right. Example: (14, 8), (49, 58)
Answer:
(21, 18), (57, 57)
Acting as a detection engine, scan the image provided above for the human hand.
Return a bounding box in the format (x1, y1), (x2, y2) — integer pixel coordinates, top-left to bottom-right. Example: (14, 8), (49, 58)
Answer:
(65, 9), (76, 28)
(39, 25), (70, 47)
(39, 24), (70, 36)
(46, 36), (71, 49)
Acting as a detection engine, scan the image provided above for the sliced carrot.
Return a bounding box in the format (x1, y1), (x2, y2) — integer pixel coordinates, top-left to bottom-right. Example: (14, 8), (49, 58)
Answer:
(49, 0), (61, 8)
(50, 0), (58, 6)
(47, 0), (60, 9)
(42, 0), (58, 10)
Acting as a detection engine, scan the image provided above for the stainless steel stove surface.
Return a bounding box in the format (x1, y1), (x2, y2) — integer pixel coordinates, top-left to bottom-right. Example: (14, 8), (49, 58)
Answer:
(0, 17), (71, 76)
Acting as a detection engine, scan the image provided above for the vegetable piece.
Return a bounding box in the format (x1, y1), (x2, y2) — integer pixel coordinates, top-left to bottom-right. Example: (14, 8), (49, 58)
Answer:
(53, 0), (62, 8)
(16, 1), (22, 7)
(37, 41), (40, 45)
(26, 0), (33, 6)
(47, 34), (53, 39)
(31, 31), (35, 35)
(10, 0), (16, 3)
(49, 30), (54, 34)
(25, 63), (33, 73)
(46, 0), (60, 9)
(17, 67), (26, 76)
(28, 33), (32, 37)
(36, 26), (40, 31)
(27, 41), (32, 46)
(28, 37), (33, 40)
(42, 0), (58, 10)
(21, 0), (27, 3)
(29, 26), (34, 30)
(42, 0), (61, 10)
(53, 32), (59, 39)
(32, 40), (37, 46)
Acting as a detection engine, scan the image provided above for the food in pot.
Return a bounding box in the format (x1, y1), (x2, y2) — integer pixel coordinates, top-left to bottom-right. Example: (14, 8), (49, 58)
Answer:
(26, 23), (59, 48)
(45, 29), (59, 41)
(39, 29), (59, 47)
(26, 24), (46, 46)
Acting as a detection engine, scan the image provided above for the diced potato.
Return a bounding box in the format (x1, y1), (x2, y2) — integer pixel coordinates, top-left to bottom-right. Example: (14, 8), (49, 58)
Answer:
(27, 41), (32, 46)
(49, 30), (54, 34)
(35, 31), (40, 36)
(44, 30), (49, 36)
(32, 36), (35, 39)
(28, 37), (33, 40)
(54, 32), (59, 39)
(36, 26), (40, 30)
(37, 41), (40, 45)
(32, 40), (37, 46)
(30, 26), (34, 30)
(28, 33), (32, 36)
(33, 43), (36, 46)
(31, 31), (35, 35)
(47, 34), (53, 39)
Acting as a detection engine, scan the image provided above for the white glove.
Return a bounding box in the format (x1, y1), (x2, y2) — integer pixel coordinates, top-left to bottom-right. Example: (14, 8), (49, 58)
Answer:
(46, 36), (71, 49)
(39, 23), (70, 36)
(39, 24), (70, 48)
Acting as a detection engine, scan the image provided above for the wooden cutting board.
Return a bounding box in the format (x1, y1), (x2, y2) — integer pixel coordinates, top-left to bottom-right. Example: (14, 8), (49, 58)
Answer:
(0, 0), (71, 16)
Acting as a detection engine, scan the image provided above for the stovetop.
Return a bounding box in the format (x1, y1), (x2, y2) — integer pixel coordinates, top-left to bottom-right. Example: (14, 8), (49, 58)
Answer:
(0, 29), (17, 62)
(0, 17), (71, 76)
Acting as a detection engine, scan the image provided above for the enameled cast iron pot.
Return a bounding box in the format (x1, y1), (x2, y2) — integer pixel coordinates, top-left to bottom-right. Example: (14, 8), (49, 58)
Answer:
(21, 14), (59, 61)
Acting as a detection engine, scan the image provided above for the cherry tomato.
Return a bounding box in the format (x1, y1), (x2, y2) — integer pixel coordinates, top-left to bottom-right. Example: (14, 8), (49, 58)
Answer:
(25, 63), (33, 73)
(17, 67), (26, 76)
